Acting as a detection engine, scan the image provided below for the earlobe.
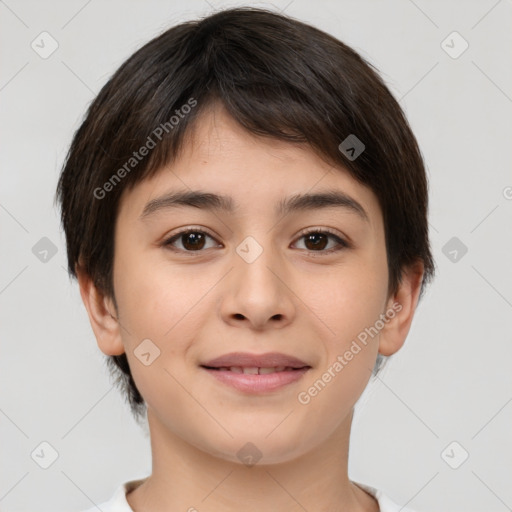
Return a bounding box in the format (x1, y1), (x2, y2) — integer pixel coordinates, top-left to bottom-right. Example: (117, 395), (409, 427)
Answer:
(378, 261), (424, 357)
(76, 265), (125, 356)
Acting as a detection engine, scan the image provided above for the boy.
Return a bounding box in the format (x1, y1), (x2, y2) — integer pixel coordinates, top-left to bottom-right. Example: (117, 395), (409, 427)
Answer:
(56, 7), (435, 511)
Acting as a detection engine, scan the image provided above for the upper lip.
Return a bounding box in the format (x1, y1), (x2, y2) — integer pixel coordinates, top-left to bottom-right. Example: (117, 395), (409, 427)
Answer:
(201, 352), (310, 369)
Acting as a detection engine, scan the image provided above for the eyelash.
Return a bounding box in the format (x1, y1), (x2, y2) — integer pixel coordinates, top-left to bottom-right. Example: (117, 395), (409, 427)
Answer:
(162, 227), (350, 256)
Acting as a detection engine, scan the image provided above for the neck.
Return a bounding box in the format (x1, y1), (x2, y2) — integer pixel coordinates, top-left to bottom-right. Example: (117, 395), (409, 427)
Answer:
(126, 408), (378, 512)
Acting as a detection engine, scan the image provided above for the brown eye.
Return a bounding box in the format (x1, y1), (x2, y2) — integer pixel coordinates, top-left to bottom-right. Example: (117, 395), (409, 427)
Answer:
(294, 230), (349, 254)
(164, 230), (219, 252)
(180, 232), (206, 250)
(303, 232), (329, 251)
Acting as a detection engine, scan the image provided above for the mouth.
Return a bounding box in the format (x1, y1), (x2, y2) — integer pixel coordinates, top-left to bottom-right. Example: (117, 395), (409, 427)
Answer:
(199, 352), (311, 393)
(201, 351), (310, 370)
(201, 365), (309, 374)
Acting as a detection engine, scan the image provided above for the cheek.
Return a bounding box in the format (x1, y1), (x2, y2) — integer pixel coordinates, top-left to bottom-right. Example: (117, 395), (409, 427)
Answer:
(298, 254), (388, 401)
(113, 260), (200, 418)
(295, 273), (386, 430)
(113, 250), (195, 339)
(112, 252), (212, 383)
(304, 256), (388, 340)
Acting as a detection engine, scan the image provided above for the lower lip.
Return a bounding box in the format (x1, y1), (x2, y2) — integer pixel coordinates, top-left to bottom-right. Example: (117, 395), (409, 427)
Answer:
(201, 367), (310, 393)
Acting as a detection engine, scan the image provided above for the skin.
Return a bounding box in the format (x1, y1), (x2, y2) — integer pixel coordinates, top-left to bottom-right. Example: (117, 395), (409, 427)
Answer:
(78, 103), (424, 512)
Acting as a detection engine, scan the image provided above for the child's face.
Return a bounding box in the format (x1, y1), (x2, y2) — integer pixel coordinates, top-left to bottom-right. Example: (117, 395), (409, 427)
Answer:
(105, 104), (396, 463)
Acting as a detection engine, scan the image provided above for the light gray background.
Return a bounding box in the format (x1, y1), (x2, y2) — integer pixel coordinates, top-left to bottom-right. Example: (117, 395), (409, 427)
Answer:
(1, 1), (511, 511)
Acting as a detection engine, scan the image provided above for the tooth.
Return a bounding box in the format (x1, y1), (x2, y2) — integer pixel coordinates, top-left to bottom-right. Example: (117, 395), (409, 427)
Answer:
(242, 367), (259, 375)
(258, 367), (276, 374)
(229, 367), (243, 373)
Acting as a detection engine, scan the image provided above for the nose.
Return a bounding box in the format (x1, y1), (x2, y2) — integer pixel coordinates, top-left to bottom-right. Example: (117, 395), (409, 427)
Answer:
(219, 238), (296, 330)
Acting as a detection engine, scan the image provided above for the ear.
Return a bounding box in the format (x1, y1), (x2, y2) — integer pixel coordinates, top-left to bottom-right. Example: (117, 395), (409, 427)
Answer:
(378, 261), (424, 357)
(76, 265), (125, 356)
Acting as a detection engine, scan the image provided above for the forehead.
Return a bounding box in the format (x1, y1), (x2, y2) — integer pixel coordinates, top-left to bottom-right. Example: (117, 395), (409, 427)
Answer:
(117, 105), (382, 230)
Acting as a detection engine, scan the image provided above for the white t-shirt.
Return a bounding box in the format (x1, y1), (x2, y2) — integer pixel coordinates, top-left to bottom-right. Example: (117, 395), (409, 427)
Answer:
(82, 479), (418, 512)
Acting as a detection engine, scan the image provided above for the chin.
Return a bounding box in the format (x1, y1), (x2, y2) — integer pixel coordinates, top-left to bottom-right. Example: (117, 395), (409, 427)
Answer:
(199, 428), (312, 467)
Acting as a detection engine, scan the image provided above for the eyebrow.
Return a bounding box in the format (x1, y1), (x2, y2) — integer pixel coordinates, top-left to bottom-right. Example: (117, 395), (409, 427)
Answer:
(139, 189), (369, 222)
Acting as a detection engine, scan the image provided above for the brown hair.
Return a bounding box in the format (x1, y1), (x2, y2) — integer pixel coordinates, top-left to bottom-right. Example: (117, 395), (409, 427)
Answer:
(55, 6), (435, 420)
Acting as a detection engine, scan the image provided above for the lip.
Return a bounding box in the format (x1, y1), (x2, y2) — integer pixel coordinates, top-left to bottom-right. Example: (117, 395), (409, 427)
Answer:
(201, 351), (309, 369)
(202, 366), (310, 393)
(200, 352), (311, 394)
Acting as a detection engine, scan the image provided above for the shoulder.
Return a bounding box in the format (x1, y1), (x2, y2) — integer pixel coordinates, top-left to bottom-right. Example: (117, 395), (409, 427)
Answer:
(353, 481), (418, 512)
(80, 479), (146, 512)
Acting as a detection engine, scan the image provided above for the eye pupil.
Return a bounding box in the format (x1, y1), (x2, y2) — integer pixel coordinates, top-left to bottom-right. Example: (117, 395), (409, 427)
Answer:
(183, 232), (205, 250)
(305, 233), (328, 250)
